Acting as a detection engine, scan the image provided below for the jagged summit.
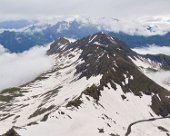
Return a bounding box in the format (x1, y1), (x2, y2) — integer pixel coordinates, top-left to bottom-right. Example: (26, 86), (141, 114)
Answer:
(48, 32), (135, 57)
(57, 37), (70, 44)
(47, 37), (70, 55)
(88, 32), (119, 45)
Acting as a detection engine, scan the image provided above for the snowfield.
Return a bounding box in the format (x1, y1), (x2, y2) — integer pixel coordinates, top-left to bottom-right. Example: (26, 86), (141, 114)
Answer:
(1, 33), (170, 136)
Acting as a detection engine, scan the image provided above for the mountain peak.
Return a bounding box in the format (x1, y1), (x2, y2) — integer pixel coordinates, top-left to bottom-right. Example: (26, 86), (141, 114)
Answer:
(2, 32), (170, 136)
(47, 37), (70, 55)
(56, 37), (70, 45)
(88, 32), (117, 45)
(47, 32), (135, 57)
(84, 32), (135, 56)
(47, 32), (170, 118)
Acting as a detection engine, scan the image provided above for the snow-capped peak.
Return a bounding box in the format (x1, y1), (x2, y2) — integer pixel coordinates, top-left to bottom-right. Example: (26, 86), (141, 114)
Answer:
(1, 33), (170, 136)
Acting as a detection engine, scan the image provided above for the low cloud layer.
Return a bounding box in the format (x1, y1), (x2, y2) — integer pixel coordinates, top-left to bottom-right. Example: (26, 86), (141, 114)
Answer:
(0, 44), (54, 91)
(146, 71), (170, 91)
(133, 45), (170, 90)
(132, 45), (170, 55)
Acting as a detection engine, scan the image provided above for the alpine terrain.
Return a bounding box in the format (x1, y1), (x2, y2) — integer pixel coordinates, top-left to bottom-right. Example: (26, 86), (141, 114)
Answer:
(1, 17), (170, 53)
(1, 32), (170, 136)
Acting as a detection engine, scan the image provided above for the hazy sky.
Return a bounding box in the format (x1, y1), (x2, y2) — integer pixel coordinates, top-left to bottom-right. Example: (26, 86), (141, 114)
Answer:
(0, 0), (170, 19)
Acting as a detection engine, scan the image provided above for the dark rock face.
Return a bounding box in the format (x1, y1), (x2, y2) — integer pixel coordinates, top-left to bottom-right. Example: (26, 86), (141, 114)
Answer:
(151, 93), (170, 117)
(47, 37), (70, 55)
(2, 128), (20, 136)
(48, 32), (170, 117)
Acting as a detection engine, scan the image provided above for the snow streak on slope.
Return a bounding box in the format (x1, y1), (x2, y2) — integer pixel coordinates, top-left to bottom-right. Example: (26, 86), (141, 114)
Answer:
(17, 84), (157, 136)
(0, 45), (102, 134)
(0, 44), (54, 91)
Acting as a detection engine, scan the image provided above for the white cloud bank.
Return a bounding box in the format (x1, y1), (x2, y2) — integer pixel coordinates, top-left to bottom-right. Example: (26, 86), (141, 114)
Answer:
(132, 45), (170, 55)
(0, 44), (54, 91)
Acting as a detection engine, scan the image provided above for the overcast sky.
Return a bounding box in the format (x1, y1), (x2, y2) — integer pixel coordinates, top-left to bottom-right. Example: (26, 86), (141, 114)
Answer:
(0, 0), (170, 20)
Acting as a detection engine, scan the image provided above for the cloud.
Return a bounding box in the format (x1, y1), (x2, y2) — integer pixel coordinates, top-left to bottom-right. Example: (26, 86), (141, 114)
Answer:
(88, 16), (170, 36)
(146, 71), (170, 91)
(0, 44), (54, 91)
(0, 1), (170, 36)
(0, 0), (170, 19)
(132, 45), (170, 55)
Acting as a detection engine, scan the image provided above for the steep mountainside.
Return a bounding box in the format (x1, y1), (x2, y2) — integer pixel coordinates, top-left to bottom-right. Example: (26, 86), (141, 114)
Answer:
(1, 33), (170, 136)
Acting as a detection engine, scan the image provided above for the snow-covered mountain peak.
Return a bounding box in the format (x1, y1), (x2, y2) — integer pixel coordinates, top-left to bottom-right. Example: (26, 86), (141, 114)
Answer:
(1, 33), (170, 136)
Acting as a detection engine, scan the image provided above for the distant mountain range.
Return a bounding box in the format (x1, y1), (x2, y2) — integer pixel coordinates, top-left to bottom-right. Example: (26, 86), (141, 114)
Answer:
(109, 32), (170, 48)
(0, 20), (36, 29)
(0, 17), (170, 52)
